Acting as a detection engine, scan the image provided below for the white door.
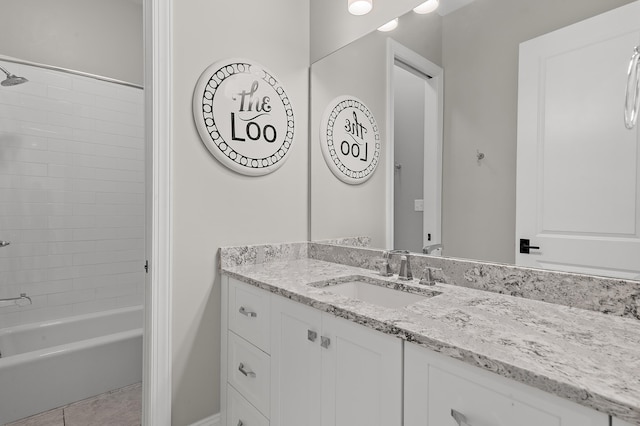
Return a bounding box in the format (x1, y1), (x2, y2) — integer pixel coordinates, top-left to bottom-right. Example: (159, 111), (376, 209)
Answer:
(321, 314), (402, 426)
(516, 1), (640, 279)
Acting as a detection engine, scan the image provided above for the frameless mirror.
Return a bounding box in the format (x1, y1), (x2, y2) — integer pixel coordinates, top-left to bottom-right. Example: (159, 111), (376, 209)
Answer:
(310, 0), (640, 280)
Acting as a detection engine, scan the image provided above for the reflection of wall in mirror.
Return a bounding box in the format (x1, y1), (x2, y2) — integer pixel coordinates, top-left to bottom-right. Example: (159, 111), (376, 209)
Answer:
(441, 0), (635, 264)
(310, 14), (442, 248)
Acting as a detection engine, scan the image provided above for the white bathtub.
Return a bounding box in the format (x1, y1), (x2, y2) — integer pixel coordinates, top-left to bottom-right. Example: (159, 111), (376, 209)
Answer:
(0, 306), (143, 424)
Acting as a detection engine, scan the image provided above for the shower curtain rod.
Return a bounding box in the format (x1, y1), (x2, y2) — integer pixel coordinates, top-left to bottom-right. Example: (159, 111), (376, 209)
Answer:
(0, 55), (143, 90)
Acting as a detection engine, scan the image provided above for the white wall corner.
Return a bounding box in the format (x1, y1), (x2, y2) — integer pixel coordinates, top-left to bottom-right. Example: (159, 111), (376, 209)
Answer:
(189, 413), (221, 426)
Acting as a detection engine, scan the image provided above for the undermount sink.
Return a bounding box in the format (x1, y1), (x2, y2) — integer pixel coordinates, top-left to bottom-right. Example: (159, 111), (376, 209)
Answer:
(311, 276), (440, 309)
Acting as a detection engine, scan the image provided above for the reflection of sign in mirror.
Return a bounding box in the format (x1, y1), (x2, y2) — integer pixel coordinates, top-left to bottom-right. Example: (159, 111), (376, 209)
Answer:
(320, 96), (380, 184)
(192, 58), (295, 176)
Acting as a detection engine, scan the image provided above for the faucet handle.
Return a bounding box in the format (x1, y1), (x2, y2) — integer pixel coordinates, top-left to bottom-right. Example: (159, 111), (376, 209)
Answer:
(398, 255), (413, 281)
(419, 266), (443, 286)
(378, 255), (393, 277)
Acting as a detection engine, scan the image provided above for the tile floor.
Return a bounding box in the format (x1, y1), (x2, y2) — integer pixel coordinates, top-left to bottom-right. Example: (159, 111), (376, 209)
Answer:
(5, 383), (141, 426)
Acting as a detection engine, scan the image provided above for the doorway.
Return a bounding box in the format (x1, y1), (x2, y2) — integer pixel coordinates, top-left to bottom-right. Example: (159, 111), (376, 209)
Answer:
(387, 40), (443, 254)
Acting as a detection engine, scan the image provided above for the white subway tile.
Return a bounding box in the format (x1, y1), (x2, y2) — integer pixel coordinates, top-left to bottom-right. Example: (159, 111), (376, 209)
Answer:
(72, 297), (120, 316)
(0, 242), (49, 257)
(20, 279), (75, 296)
(48, 288), (95, 306)
(95, 192), (144, 205)
(117, 290), (144, 307)
(49, 241), (96, 255)
(0, 215), (49, 230)
(48, 86), (95, 105)
(95, 215), (144, 228)
(12, 305), (74, 328)
(73, 272), (143, 290)
(115, 87), (143, 104)
(49, 215), (96, 229)
(40, 70), (73, 90)
(95, 120), (144, 138)
(95, 238), (144, 252)
(95, 282), (140, 299)
(73, 78), (118, 98)
(0, 68), (145, 325)
(0, 160), (47, 176)
(99, 96), (143, 115)
(0, 132), (48, 150)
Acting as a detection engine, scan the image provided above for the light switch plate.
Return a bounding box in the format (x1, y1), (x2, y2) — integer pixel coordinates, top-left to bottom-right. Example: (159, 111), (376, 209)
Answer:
(414, 199), (424, 212)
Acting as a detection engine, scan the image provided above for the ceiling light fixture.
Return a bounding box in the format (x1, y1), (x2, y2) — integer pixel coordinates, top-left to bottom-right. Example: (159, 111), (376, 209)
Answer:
(377, 18), (399, 32)
(413, 0), (439, 14)
(348, 0), (373, 16)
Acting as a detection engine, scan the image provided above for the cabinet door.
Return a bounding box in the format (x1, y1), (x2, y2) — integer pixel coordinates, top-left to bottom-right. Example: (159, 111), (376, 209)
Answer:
(271, 295), (322, 426)
(405, 343), (608, 426)
(321, 314), (402, 426)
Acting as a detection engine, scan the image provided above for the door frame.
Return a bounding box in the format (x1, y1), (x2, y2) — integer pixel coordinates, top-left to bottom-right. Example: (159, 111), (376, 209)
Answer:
(143, 0), (172, 424)
(385, 39), (444, 250)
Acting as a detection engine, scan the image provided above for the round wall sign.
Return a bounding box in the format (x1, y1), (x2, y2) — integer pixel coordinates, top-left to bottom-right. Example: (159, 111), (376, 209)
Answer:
(319, 95), (381, 184)
(192, 58), (295, 176)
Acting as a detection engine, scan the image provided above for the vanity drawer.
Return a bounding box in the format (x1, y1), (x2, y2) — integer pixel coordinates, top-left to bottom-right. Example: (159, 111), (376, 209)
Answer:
(427, 362), (605, 426)
(229, 278), (270, 352)
(228, 331), (270, 417)
(228, 384), (269, 426)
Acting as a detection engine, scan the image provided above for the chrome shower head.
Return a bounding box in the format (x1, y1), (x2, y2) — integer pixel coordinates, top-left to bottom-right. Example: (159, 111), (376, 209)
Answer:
(0, 65), (28, 86)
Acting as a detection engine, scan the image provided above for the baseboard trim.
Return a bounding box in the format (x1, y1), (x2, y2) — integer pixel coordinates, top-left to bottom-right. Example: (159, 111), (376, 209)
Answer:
(189, 412), (220, 426)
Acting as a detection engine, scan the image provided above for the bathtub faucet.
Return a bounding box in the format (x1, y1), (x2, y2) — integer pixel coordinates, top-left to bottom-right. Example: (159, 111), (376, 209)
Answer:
(0, 293), (32, 308)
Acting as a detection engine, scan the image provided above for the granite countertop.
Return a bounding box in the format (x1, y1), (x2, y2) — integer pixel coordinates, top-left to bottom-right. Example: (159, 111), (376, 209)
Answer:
(221, 256), (640, 424)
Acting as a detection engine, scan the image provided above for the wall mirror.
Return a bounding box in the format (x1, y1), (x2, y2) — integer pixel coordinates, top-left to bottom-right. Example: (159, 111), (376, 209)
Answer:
(310, 0), (640, 280)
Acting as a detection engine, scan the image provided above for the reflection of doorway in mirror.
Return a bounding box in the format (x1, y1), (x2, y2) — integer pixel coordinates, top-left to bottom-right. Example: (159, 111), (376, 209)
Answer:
(388, 41), (443, 254)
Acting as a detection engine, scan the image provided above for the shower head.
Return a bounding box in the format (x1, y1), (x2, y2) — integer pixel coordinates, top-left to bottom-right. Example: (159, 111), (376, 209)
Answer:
(0, 65), (28, 86)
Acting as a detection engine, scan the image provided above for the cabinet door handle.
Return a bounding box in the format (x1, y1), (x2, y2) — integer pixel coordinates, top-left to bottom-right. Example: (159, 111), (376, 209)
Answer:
(451, 409), (470, 426)
(237, 421), (244, 426)
(308, 330), (318, 342)
(238, 363), (256, 378)
(320, 336), (331, 349)
(239, 306), (257, 318)
(0, 241), (10, 247)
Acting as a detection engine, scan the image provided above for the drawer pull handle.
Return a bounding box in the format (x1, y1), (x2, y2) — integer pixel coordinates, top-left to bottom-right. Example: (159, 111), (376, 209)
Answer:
(451, 409), (470, 426)
(239, 306), (257, 318)
(320, 336), (331, 349)
(308, 330), (318, 342)
(238, 363), (256, 378)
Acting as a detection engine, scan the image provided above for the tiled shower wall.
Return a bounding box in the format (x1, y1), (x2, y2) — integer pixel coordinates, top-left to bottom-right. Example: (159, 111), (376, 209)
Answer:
(0, 60), (144, 328)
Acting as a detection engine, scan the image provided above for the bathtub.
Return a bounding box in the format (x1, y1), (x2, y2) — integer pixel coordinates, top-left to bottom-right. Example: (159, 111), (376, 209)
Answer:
(0, 306), (143, 424)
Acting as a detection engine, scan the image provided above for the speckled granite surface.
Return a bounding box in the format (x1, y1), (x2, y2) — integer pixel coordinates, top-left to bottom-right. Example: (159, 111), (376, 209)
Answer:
(220, 242), (640, 424)
(309, 243), (640, 320)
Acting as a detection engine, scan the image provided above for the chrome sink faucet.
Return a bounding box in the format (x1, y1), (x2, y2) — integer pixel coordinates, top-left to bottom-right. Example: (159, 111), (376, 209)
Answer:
(379, 250), (412, 280)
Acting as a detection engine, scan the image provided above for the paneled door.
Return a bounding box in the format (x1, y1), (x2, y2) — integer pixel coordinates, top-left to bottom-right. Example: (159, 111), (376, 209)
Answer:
(516, 1), (640, 279)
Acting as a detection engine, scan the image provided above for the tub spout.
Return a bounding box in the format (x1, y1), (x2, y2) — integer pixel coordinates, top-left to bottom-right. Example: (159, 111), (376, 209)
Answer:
(0, 293), (32, 308)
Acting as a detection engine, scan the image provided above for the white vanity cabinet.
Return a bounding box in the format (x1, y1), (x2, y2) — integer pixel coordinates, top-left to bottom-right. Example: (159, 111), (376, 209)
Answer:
(404, 343), (608, 426)
(222, 275), (621, 426)
(270, 295), (402, 426)
(221, 277), (272, 426)
(221, 276), (402, 426)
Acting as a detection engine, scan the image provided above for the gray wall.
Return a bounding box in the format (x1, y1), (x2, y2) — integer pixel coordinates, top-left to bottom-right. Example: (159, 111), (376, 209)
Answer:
(0, 0), (143, 85)
(171, 0), (309, 424)
(441, 0), (634, 263)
